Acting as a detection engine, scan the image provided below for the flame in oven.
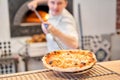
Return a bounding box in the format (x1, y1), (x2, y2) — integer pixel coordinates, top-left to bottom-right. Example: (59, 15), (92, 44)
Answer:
(23, 10), (49, 23)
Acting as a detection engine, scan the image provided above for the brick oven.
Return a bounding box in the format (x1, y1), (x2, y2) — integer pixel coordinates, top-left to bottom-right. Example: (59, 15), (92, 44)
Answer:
(8, 0), (73, 37)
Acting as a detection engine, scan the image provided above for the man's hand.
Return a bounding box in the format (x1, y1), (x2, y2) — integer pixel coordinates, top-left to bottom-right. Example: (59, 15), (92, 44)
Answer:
(42, 23), (50, 34)
(27, 1), (38, 11)
(41, 22), (55, 34)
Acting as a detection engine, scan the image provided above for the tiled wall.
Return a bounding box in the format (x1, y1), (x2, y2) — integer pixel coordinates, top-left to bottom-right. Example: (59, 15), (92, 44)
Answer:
(83, 34), (111, 62)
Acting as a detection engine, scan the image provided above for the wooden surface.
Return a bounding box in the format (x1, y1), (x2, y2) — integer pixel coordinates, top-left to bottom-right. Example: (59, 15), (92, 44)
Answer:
(0, 60), (120, 80)
(98, 60), (120, 74)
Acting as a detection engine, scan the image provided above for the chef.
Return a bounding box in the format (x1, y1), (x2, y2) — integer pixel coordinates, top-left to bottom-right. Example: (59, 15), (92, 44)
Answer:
(28, 0), (79, 52)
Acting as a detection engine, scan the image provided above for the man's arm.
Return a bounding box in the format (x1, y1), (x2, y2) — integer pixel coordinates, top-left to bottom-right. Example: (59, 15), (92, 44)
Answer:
(33, 0), (47, 4)
(47, 25), (79, 49)
(28, 0), (48, 10)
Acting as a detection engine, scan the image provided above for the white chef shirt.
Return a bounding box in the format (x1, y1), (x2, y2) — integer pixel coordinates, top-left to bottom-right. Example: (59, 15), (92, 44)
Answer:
(46, 8), (78, 52)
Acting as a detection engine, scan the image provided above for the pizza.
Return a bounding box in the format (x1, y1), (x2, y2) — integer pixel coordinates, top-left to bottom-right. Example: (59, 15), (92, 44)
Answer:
(42, 50), (97, 72)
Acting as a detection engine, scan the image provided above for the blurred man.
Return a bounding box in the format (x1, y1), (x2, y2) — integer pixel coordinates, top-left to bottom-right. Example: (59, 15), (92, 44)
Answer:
(28, 0), (79, 52)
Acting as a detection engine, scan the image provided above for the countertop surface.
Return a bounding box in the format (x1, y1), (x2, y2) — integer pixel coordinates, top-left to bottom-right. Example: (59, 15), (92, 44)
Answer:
(0, 60), (120, 80)
(98, 60), (120, 74)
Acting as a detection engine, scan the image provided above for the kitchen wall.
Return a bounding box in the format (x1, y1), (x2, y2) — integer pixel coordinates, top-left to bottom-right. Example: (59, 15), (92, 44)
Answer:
(0, 0), (10, 40)
(74, 0), (116, 35)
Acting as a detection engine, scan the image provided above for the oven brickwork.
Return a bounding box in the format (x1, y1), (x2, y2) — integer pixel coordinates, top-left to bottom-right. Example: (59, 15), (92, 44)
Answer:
(117, 0), (120, 30)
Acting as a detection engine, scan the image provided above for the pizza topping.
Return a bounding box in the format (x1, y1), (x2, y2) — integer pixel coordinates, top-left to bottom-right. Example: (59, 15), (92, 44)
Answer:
(48, 61), (53, 65)
(45, 50), (96, 68)
(81, 62), (86, 66)
(74, 62), (78, 65)
(42, 50), (97, 72)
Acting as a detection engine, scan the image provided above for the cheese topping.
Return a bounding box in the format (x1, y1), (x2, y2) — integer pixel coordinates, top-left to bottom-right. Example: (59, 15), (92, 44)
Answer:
(45, 50), (96, 69)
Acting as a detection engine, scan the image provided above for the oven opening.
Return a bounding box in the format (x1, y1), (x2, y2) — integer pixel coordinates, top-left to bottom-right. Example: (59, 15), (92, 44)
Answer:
(21, 5), (49, 27)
